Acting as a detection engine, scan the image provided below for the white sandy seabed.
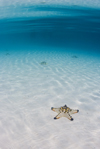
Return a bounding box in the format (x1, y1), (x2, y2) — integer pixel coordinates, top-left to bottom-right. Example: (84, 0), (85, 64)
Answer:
(0, 47), (100, 149)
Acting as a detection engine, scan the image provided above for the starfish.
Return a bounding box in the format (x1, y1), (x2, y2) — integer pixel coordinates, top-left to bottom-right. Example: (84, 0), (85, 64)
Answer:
(51, 105), (79, 121)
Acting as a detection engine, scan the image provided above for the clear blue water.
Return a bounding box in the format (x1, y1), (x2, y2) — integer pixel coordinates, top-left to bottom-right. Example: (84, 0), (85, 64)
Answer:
(0, 5), (100, 56)
(0, 4), (100, 148)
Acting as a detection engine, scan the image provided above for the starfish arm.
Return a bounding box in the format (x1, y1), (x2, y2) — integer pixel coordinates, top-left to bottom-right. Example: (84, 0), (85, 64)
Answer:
(69, 109), (79, 114)
(51, 107), (60, 114)
(64, 112), (74, 121)
(54, 112), (62, 119)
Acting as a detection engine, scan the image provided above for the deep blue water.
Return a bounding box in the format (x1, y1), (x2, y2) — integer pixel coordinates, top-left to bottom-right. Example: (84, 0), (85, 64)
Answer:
(0, 6), (100, 55)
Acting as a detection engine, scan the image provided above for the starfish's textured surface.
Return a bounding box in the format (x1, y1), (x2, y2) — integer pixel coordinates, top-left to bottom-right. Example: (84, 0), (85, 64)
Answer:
(51, 105), (79, 121)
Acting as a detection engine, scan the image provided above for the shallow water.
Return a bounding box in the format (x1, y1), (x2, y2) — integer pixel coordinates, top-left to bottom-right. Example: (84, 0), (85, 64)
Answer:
(0, 1), (100, 149)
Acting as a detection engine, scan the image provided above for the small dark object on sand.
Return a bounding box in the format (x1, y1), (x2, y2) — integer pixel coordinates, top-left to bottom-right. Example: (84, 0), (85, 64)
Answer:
(41, 1), (46, 4)
(6, 53), (10, 56)
(40, 61), (47, 65)
(72, 55), (78, 58)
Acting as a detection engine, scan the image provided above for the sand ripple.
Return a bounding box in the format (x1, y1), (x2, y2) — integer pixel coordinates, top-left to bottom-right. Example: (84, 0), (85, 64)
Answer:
(0, 49), (100, 148)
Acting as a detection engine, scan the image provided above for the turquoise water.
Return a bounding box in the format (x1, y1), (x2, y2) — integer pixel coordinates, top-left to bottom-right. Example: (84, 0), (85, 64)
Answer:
(0, 5), (100, 56)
